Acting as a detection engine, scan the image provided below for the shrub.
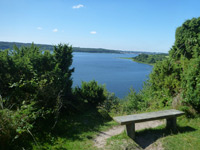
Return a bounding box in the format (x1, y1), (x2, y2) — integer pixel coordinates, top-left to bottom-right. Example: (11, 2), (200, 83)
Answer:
(101, 91), (120, 112)
(0, 101), (39, 150)
(0, 43), (74, 149)
(181, 57), (200, 112)
(140, 17), (200, 114)
(74, 80), (106, 108)
(122, 88), (143, 113)
(0, 43), (74, 113)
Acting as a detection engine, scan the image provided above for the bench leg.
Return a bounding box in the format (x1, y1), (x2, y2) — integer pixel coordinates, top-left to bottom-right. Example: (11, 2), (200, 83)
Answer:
(166, 117), (176, 131)
(126, 122), (135, 140)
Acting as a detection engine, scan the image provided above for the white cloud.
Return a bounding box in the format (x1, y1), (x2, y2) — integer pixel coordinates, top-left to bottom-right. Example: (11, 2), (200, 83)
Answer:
(72, 4), (84, 9)
(52, 28), (58, 32)
(90, 31), (97, 34)
(37, 27), (42, 30)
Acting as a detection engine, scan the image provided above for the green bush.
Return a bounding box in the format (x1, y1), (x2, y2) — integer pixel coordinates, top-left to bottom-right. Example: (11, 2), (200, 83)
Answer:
(0, 43), (74, 112)
(122, 89), (144, 113)
(100, 90), (119, 111)
(140, 17), (200, 114)
(0, 43), (74, 149)
(181, 57), (200, 112)
(0, 102), (39, 150)
(169, 17), (200, 60)
(74, 80), (106, 108)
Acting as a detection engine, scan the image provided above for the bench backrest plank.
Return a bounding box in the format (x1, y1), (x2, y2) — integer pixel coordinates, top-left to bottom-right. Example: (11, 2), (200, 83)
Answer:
(113, 109), (184, 125)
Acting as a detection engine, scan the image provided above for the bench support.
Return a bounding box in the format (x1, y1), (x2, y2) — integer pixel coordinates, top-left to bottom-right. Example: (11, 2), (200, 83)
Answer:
(126, 122), (135, 140)
(166, 117), (176, 131)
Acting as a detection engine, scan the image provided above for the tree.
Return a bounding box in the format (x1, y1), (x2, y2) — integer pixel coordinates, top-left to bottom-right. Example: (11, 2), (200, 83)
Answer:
(74, 80), (106, 108)
(0, 43), (74, 113)
(169, 17), (200, 60)
(143, 17), (200, 113)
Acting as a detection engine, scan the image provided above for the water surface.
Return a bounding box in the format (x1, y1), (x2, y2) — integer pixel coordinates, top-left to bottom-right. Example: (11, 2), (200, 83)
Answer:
(72, 52), (152, 98)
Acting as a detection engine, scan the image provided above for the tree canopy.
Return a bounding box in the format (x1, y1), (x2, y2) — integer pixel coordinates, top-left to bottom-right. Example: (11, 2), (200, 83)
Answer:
(142, 17), (200, 113)
(133, 53), (168, 64)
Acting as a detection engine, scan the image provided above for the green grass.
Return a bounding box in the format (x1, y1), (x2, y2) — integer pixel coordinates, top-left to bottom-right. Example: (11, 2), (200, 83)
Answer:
(163, 117), (200, 150)
(31, 108), (200, 150)
(106, 131), (142, 150)
(106, 116), (200, 150)
(32, 108), (118, 150)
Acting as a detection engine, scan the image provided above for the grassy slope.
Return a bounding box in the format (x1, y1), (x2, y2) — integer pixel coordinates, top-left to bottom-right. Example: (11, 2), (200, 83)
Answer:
(32, 108), (200, 150)
(106, 116), (200, 150)
(163, 117), (200, 150)
(32, 109), (118, 150)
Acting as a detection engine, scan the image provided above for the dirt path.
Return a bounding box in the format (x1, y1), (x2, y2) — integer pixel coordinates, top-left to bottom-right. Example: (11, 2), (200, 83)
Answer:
(93, 125), (125, 148)
(93, 120), (164, 149)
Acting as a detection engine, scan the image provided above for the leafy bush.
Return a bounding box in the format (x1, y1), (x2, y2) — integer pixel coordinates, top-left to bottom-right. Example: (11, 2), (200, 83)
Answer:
(0, 43), (74, 112)
(74, 80), (106, 108)
(169, 17), (200, 60)
(0, 43), (74, 149)
(149, 59), (181, 96)
(0, 102), (39, 150)
(101, 91), (120, 112)
(181, 57), (200, 112)
(140, 17), (200, 114)
(122, 89), (144, 113)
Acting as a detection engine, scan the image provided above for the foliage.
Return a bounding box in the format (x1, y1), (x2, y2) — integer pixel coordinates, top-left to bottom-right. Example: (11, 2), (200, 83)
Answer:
(74, 80), (107, 108)
(181, 57), (200, 112)
(133, 53), (168, 64)
(147, 59), (181, 107)
(138, 17), (200, 114)
(32, 109), (116, 150)
(0, 101), (39, 150)
(169, 17), (200, 60)
(123, 89), (142, 113)
(101, 90), (120, 112)
(0, 43), (123, 149)
(0, 43), (74, 112)
(0, 43), (74, 149)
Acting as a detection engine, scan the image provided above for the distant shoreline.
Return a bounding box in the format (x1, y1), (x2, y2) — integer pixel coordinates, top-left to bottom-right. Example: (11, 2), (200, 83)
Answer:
(0, 41), (158, 54)
(119, 57), (154, 66)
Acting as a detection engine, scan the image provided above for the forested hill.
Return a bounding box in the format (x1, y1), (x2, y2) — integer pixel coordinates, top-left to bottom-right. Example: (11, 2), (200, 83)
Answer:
(0, 41), (148, 54)
(132, 53), (168, 65)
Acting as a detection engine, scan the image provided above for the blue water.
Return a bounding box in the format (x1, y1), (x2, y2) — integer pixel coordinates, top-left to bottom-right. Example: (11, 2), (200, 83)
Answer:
(72, 52), (153, 98)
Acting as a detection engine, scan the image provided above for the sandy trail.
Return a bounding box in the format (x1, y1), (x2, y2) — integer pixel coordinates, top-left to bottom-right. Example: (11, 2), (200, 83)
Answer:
(93, 120), (164, 149)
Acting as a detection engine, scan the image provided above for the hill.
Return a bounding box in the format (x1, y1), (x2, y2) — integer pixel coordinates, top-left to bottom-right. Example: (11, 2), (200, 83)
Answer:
(0, 41), (152, 54)
(132, 53), (168, 65)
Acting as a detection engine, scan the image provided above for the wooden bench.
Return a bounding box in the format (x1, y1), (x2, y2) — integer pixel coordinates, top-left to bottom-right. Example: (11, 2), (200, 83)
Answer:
(113, 109), (184, 140)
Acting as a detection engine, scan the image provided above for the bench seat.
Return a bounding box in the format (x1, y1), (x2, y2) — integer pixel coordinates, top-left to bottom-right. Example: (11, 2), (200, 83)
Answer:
(113, 109), (184, 139)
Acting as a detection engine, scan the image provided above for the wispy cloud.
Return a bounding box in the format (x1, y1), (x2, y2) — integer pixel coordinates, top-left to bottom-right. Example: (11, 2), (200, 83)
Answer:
(52, 28), (58, 32)
(37, 27), (42, 30)
(90, 31), (97, 34)
(72, 4), (84, 9)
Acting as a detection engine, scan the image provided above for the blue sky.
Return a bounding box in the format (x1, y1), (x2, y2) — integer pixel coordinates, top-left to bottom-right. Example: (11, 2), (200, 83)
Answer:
(0, 0), (200, 52)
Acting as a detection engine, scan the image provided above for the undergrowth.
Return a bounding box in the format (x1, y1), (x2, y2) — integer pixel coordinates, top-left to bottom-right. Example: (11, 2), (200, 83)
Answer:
(32, 108), (117, 150)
